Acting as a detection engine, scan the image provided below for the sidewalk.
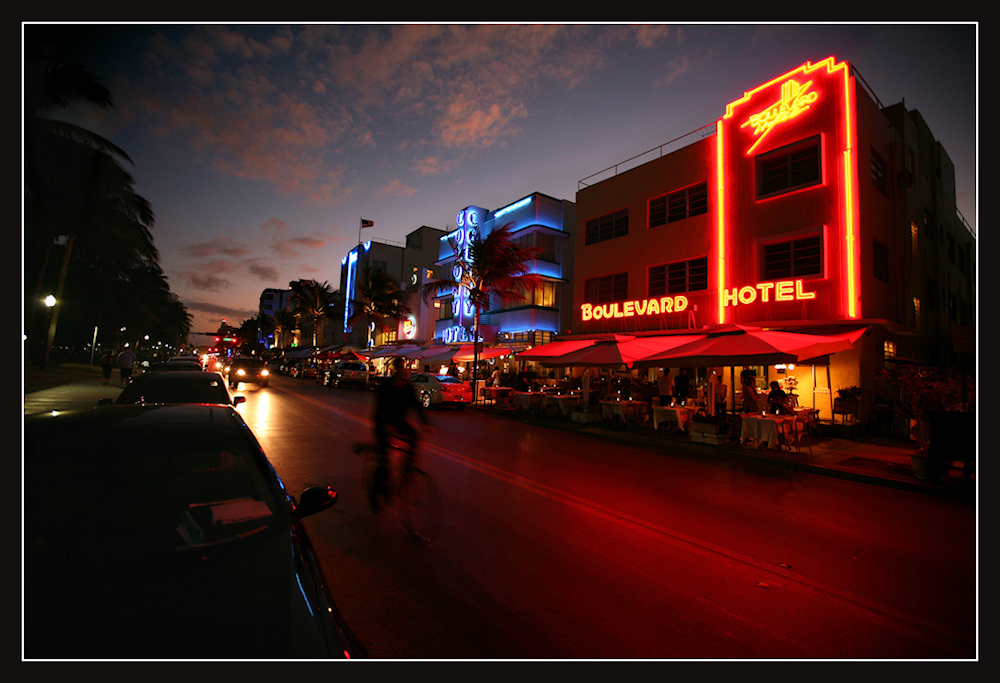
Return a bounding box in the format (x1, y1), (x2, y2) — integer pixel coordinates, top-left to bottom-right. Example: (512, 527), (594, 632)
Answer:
(23, 370), (975, 502)
(470, 399), (976, 501)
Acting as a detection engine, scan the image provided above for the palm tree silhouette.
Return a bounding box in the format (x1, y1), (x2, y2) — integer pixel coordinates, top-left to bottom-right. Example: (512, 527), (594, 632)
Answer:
(347, 264), (411, 348)
(24, 30), (163, 364)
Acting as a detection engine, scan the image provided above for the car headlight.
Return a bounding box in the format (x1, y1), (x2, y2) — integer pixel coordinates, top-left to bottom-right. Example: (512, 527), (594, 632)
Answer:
(237, 369), (246, 376)
(261, 369), (269, 376)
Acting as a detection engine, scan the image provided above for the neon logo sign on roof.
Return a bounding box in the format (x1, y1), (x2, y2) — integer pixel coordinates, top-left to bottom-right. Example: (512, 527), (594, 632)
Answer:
(740, 78), (818, 154)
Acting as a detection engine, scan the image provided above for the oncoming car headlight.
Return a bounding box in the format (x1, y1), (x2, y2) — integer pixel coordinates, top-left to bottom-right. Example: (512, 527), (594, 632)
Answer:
(261, 369), (269, 376)
(236, 368), (246, 377)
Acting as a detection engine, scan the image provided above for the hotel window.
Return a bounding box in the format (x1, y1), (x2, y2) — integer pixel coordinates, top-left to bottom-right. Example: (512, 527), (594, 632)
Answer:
(584, 272), (628, 304)
(873, 239), (888, 282)
(649, 257), (708, 296)
(756, 135), (821, 199)
(585, 208), (628, 245)
(761, 234), (822, 280)
(497, 281), (556, 310)
(516, 231), (557, 261)
(649, 181), (708, 228)
(438, 297), (453, 321)
(883, 340), (896, 360)
(871, 148), (888, 195)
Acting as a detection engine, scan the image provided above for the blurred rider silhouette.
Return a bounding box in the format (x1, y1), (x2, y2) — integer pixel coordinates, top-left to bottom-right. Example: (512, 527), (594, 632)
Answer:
(370, 356), (430, 510)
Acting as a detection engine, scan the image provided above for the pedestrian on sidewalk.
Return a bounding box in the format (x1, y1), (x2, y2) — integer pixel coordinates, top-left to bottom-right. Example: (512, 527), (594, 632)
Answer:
(101, 351), (115, 385)
(117, 347), (138, 386)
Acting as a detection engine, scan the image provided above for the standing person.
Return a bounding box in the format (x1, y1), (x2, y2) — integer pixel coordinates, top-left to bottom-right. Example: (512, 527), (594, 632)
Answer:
(740, 368), (759, 412)
(490, 365), (502, 387)
(674, 368), (691, 404)
(117, 347), (138, 386)
(101, 351), (116, 385)
(708, 370), (728, 417)
(657, 370), (675, 405)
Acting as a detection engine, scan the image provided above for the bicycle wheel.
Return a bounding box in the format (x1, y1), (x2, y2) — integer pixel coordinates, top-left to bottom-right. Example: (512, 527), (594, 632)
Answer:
(397, 468), (442, 541)
(356, 443), (384, 512)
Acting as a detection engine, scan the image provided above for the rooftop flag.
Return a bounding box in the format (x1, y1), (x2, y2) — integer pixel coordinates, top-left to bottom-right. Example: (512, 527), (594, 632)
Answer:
(361, 218), (374, 228)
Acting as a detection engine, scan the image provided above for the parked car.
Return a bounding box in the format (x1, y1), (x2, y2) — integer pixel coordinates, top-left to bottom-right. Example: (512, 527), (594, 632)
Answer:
(23, 403), (367, 659)
(409, 372), (473, 408)
(100, 370), (244, 407)
(325, 360), (371, 389)
(226, 357), (270, 388)
(147, 358), (204, 372)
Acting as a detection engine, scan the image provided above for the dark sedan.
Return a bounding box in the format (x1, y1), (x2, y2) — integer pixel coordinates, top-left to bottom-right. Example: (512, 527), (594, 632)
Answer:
(23, 404), (367, 659)
(101, 370), (244, 407)
(227, 357), (270, 387)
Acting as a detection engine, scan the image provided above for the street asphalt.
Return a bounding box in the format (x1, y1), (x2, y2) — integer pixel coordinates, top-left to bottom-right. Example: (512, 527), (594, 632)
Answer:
(22, 373), (975, 502)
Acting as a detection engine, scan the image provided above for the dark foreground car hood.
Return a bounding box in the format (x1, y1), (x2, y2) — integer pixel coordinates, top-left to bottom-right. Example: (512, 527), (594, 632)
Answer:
(26, 525), (344, 659)
(24, 406), (364, 660)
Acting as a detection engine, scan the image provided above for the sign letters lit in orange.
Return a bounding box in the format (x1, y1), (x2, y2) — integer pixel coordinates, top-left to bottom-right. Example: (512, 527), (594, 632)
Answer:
(741, 78), (818, 154)
(722, 279), (817, 307)
(582, 295), (689, 322)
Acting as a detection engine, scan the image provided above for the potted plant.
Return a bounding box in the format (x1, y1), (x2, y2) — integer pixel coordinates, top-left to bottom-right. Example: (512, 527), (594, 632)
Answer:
(834, 386), (863, 420)
(876, 365), (971, 481)
(689, 409), (730, 444)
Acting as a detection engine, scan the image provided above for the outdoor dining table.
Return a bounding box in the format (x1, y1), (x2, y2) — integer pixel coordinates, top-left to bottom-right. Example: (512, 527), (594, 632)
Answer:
(513, 391), (544, 410)
(541, 393), (582, 416)
(482, 386), (513, 406)
(652, 405), (693, 432)
(600, 399), (648, 428)
(740, 414), (799, 450)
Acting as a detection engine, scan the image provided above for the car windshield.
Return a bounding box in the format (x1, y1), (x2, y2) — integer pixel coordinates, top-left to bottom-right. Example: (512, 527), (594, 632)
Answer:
(117, 375), (232, 405)
(433, 374), (463, 384)
(25, 409), (283, 556)
(233, 359), (265, 368)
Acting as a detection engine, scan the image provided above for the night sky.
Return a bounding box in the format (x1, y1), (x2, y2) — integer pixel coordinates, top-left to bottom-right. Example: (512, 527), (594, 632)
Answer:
(25, 23), (977, 338)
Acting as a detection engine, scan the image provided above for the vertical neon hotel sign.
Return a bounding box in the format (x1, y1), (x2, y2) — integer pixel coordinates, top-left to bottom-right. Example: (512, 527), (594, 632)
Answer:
(717, 57), (861, 321)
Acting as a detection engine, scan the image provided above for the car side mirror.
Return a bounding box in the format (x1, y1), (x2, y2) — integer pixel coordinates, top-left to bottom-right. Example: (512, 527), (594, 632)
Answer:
(294, 485), (338, 519)
(232, 395), (246, 405)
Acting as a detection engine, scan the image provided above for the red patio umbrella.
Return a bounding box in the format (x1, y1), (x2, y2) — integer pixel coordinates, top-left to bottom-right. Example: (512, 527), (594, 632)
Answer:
(632, 324), (866, 368)
(514, 339), (599, 362)
(423, 344), (512, 364)
(542, 334), (704, 369)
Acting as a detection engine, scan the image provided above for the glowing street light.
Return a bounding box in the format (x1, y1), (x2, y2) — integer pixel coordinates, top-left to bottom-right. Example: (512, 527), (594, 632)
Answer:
(38, 295), (57, 370)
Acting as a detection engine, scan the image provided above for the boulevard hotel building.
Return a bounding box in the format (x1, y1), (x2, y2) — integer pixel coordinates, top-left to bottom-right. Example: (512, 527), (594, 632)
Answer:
(571, 56), (975, 417)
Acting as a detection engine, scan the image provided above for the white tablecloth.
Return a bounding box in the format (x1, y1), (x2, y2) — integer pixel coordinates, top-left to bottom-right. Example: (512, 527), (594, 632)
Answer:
(542, 394), (581, 415)
(513, 392), (544, 409)
(741, 415), (797, 449)
(601, 400), (648, 424)
(652, 406), (693, 430)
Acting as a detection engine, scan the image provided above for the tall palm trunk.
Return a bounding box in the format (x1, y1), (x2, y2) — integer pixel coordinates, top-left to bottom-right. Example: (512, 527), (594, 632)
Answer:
(40, 234), (74, 368)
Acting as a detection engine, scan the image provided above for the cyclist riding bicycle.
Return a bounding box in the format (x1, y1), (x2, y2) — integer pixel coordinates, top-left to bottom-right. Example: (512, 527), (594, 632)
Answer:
(370, 357), (430, 511)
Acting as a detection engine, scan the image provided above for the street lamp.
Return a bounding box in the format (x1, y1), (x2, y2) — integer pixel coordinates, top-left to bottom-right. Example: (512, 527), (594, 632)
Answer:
(38, 295), (57, 370)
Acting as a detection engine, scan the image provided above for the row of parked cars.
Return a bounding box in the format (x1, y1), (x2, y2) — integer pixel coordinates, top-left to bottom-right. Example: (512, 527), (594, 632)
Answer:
(24, 356), (366, 659)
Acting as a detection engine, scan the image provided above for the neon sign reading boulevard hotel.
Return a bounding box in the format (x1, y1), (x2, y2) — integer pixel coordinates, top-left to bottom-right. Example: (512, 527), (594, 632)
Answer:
(579, 57), (863, 327)
(581, 278), (817, 321)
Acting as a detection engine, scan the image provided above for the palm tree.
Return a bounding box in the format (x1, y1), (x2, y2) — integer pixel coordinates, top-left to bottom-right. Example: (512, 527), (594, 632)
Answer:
(25, 30), (163, 365)
(347, 264), (411, 348)
(422, 223), (543, 400)
(272, 308), (298, 350)
(291, 280), (338, 347)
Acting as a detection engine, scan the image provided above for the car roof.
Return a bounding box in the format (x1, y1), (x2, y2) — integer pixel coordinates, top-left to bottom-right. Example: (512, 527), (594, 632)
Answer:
(115, 370), (234, 405)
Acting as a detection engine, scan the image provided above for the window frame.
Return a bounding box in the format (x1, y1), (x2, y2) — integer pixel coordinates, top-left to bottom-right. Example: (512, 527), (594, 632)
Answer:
(648, 181), (708, 229)
(648, 256), (709, 297)
(585, 208), (629, 245)
(755, 135), (822, 200)
(759, 232), (823, 281)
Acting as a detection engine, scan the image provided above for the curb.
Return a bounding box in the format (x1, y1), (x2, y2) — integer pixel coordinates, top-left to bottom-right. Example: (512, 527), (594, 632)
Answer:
(468, 402), (975, 502)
